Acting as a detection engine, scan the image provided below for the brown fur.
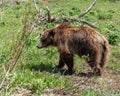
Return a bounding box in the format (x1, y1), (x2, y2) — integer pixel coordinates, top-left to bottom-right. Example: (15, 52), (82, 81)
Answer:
(37, 23), (110, 76)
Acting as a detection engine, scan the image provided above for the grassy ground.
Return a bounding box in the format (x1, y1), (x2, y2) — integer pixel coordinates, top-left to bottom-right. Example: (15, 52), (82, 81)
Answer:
(0, 0), (120, 96)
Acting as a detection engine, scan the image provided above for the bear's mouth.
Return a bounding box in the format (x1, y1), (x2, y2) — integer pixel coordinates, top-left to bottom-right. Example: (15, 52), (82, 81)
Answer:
(37, 42), (43, 49)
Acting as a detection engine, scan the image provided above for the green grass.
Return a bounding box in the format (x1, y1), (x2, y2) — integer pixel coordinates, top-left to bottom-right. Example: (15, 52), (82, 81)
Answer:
(0, 0), (120, 95)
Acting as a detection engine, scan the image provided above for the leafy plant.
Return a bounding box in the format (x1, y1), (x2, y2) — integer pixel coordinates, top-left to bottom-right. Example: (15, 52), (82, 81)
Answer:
(97, 10), (113, 20)
(106, 23), (120, 45)
(81, 87), (100, 96)
(107, 32), (120, 45)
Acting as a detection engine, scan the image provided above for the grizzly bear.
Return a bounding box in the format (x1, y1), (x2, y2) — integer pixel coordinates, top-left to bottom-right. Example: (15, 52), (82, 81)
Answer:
(37, 23), (110, 76)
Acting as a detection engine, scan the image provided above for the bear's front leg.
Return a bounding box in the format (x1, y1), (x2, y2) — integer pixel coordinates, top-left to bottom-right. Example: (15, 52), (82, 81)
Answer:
(56, 53), (65, 69)
(62, 54), (74, 75)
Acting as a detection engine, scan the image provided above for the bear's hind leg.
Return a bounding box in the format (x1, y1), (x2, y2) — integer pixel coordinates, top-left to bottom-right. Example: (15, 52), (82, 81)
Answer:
(100, 44), (109, 69)
(87, 52), (103, 76)
(88, 60), (102, 76)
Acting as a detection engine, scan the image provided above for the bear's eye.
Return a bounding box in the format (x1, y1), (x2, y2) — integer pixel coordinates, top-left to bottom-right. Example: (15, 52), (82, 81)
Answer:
(39, 33), (41, 36)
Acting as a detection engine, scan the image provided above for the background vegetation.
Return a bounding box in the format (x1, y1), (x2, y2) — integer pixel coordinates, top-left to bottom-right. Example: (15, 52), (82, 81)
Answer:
(0, 0), (120, 96)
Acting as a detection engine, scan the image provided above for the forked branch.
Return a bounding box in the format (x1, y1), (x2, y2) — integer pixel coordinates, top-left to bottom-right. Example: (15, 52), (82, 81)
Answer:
(78, 0), (97, 18)
(46, 7), (51, 22)
(61, 0), (97, 28)
(34, 0), (97, 28)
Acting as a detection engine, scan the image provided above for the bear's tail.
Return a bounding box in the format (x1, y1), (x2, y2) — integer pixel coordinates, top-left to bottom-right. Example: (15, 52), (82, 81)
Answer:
(100, 41), (110, 68)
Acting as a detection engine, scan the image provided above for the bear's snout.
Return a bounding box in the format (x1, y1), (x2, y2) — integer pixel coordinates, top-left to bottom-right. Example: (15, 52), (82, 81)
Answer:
(37, 42), (43, 49)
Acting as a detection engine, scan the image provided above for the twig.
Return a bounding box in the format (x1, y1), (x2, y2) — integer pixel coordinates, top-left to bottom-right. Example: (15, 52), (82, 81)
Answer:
(46, 6), (51, 22)
(0, 69), (10, 90)
(78, 0), (97, 18)
(0, 5), (43, 90)
(33, 0), (39, 12)
(2, 60), (7, 74)
(79, 20), (98, 29)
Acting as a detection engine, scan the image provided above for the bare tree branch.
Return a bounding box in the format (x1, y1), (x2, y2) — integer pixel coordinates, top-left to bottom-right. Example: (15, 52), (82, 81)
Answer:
(33, 0), (39, 12)
(61, 0), (98, 28)
(79, 20), (97, 28)
(78, 0), (97, 18)
(0, 4), (43, 90)
(39, 0), (98, 28)
(2, 60), (7, 74)
(46, 6), (51, 22)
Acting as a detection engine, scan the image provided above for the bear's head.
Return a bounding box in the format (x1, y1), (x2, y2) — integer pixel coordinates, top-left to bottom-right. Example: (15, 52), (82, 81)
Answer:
(37, 28), (55, 49)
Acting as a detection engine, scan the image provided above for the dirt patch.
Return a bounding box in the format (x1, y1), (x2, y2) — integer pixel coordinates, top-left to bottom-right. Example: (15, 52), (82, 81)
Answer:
(72, 68), (120, 91)
(11, 68), (120, 96)
(41, 88), (78, 96)
(11, 87), (33, 96)
(41, 68), (120, 96)
(102, 68), (120, 91)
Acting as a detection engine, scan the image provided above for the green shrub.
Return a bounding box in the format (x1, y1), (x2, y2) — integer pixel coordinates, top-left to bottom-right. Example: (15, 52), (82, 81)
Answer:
(69, 7), (81, 16)
(106, 23), (119, 32)
(97, 10), (113, 20)
(107, 32), (120, 45)
(81, 87), (100, 96)
(106, 23), (120, 45)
